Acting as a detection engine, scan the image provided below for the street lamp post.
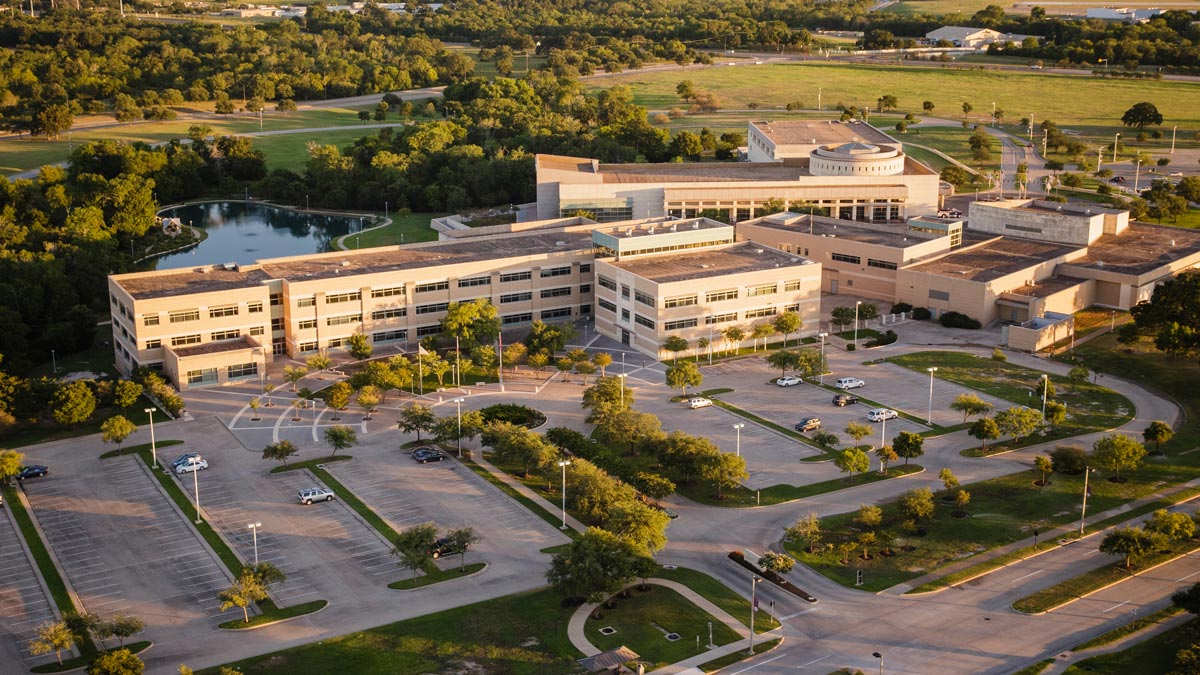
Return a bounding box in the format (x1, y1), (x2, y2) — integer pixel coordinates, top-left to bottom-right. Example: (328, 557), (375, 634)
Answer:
(991, 101), (996, 127)
(926, 367), (938, 424)
(733, 423), (745, 457)
(853, 301), (862, 346)
(818, 332), (828, 384)
(1171, 126), (1178, 154)
(1079, 467), (1096, 534)
(144, 408), (158, 469)
(248, 522), (262, 566)
(1134, 158), (1142, 193)
(1112, 132), (1121, 164)
(192, 463), (202, 524)
(747, 576), (761, 655)
(452, 397), (465, 458)
(556, 459), (571, 529)
(617, 373), (627, 407)
(873, 652), (884, 675)
(1041, 374), (1049, 421)
(50, 349), (56, 374)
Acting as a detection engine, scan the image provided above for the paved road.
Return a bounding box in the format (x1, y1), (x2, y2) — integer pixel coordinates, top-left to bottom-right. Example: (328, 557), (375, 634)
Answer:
(0, 500), (59, 668)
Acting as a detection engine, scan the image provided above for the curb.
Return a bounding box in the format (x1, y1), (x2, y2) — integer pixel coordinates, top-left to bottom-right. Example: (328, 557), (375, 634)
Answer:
(1016, 544), (1200, 615)
(388, 563), (488, 592)
(219, 601), (330, 631)
(141, 459), (240, 589)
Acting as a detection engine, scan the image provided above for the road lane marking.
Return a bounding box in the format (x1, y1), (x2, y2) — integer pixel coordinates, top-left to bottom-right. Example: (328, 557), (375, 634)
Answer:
(793, 655), (831, 670)
(1011, 569), (1043, 583)
(1177, 571), (1200, 582)
(728, 653), (788, 674)
(1102, 600), (1131, 613)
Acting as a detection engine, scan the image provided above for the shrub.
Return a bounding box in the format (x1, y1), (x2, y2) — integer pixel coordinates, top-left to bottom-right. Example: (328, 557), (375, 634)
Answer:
(991, 348), (1007, 362)
(912, 307), (932, 320)
(939, 311), (982, 329)
(890, 302), (913, 314)
(864, 330), (898, 348)
(1050, 445), (1088, 475)
(479, 403), (546, 429)
(845, 343), (857, 352)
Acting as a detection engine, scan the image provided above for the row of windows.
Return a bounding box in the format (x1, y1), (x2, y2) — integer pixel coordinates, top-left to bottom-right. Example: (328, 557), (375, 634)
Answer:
(227, 362), (258, 378)
(372, 307), (407, 320)
(542, 307), (573, 320)
(663, 318), (698, 331)
(541, 266), (571, 278)
(500, 270), (532, 283)
(634, 314), (655, 329)
(328, 314), (362, 326)
(597, 275), (617, 291)
(459, 276), (490, 288)
(416, 302), (449, 315)
(541, 287), (572, 299)
(831, 253), (861, 265)
(326, 291), (360, 304)
(186, 368), (217, 385)
(299, 319), (316, 330)
(868, 258), (898, 271)
(416, 324), (442, 337)
(707, 313), (738, 325)
(372, 285), (404, 298)
(598, 298), (617, 313)
(784, 280), (805, 292)
(373, 329), (408, 342)
(634, 290), (655, 307)
(706, 289), (738, 302)
(297, 296), (315, 307)
(745, 307), (777, 319)
(170, 310), (200, 323)
(415, 281), (449, 293)
(500, 292), (532, 304)
(211, 329), (240, 341)
(210, 305), (238, 318)
(664, 295), (697, 309)
(503, 312), (532, 325)
(747, 283), (777, 297)
(172, 334), (201, 347)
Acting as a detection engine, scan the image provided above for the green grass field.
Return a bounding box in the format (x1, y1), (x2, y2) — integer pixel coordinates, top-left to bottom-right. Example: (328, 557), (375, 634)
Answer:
(350, 211), (445, 248)
(1065, 618), (1200, 674)
(252, 128), (392, 170)
(585, 586), (741, 669)
(591, 63), (1200, 131)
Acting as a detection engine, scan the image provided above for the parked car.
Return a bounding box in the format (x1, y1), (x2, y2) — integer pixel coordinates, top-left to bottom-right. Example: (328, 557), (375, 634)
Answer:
(833, 394), (860, 407)
(298, 487), (335, 504)
(1169, 171), (1184, 178)
(651, 503), (680, 519)
(795, 417), (822, 433)
(776, 375), (803, 387)
(16, 465), (48, 480)
(174, 458), (209, 474)
(868, 408), (898, 422)
(687, 397), (714, 409)
(835, 377), (866, 390)
(171, 452), (201, 468)
(430, 536), (467, 559)
(936, 209), (963, 218)
(1110, 176), (1126, 183)
(412, 447), (447, 463)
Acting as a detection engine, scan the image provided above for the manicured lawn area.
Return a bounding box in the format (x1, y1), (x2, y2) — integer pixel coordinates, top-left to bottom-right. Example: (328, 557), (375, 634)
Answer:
(675, 462), (924, 507)
(99, 439), (184, 460)
(253, 127), (400, 170)
(654, 566), (779, 634)
(903, 125), (1001, 173)
(699, 639), (781, 671)
(204, 586), (583, 675)
(219, 600), (328, 629)
(1073, 307), (1130, 340)
(350, 211), (445, 248)
(267, 455), (353, 474)
(585, 585), (741, 670)
(1064, 618), (1200, 675)
(30, 641), (151, 674)
(388, 563), (487, 590)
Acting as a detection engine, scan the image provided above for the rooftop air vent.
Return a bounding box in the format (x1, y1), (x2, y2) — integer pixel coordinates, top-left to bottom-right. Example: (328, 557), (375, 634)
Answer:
(755, 248), (764, 254)
(1171, 240), (1176, 246)
(340, 261), (351, 267)
(693, 222), (699, 230)
(223, 262), (238, 271)
(556, 241), (566, 246)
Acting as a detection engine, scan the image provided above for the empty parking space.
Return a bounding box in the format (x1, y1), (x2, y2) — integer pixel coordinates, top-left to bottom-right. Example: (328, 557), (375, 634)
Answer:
(0, 505), (58, 665)
(850, 363), (1010, 428)
(22, 457), (241, 628)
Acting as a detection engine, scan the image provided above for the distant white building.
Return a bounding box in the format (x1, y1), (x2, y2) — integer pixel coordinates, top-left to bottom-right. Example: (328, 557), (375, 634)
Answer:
(924, 26), (1037, 48)
(1085, 6), (1165, 22)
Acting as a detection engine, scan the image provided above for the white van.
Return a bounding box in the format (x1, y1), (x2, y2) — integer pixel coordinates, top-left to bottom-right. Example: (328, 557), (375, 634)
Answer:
(835, 377), (865, 390)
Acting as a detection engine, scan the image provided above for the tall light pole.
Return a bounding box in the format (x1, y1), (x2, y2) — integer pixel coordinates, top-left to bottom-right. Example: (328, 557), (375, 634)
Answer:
(1134, 158), (1142, 193)
(733, 423), (745, 457)
(747, 576), (761, 655)
(881, 415), (888, 451)
(818, 332), (828, 384)
(873, 651), (884, 675)
(452, 397), (465, 458)
(1041, 374), (1049, 421)
(1112, 132), (1121, 164)
(1171, 125), (1178, 154)
(1079, 467), (1095, 534)
(926, 367), (938, 424)
(248, 522), (262, 566)
(192, 463), (202, 525)
(991, 101), (996, 127)
(556, 459), (571, 529)
(708, 322), (714, 366)
(853, 301), (862, 345)
(617, 373), (627, 408)
(144, 407), (158, 469)
(50, 349), (56, 374)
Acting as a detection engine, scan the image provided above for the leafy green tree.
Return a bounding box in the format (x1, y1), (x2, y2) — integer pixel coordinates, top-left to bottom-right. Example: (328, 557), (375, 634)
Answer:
(218, 570), (269, 624)
(546, 528), (641, 617)
(100, 614), (144, 647)
(660, 431), (720, 484)
(432, 410), (485, 448)
(1122, 102), (1163, 130)
(53, 380), (96, 428)
(591, 352), (612, 377)
(1173, 582), (1200, 615)
(323, 425), (357, 458)
(112, 380), (143, 410)
(969, 417), (1000, 453)
(392, 523), (438, 581)
(605, 500), (670, 556)
(950, 393), (993, 424)
(1068, 366), (1090, 387)
(346, 334), (373, 360)
(398, 403), (436, 441)
(1092, 433), (1147, 481)
(305, 354), (332, 375)
(503, 342), (528, 370)
(283, 366), (306, 391)
(835, 448), (869, 479)
(830, 306), (857, 326)
(812, 431), (839, 449)
(662, 335), (689, 362)
(766, 349), (800, 376)
(722, 326), (745, 355)
(325, 381), (352, 416)
(1099, 526), (1164, 569)
(665, 360), (702, 395)
(582, 376), (634, 418)
(262, 440), (299, 468)
(1044, 400), (1066, 428)
(899, 487), (935, 522)
(29, 621), (74, 666)
(995, 406), (1042, 441)
(1146, 509), (1196, 540)
(86, 648), (144, 675)
(1144, 421), (1174, 453)
(857, 504), (883, 530)
(630, 472), (675, 504)
(445, 527), (480, 571)
(441, 298), (500, 350)
(786, 512), (822, 553)
(100, 415), (137, 455)
(356, 386), (381, 419)
(938, 468), (959, 493)
(0, 449), (24, 486)
(954, 489), (971, 513)
(574, 361), (596, 385)
(758, 552), (796, 575)
(772, 311), (802, 347)
(596, 409), (664, 456)
(1035, 455), (1053, 487)
(698, 451), (748, 498)
(893, 431), (925, 465)
(844, 422), (871, 447)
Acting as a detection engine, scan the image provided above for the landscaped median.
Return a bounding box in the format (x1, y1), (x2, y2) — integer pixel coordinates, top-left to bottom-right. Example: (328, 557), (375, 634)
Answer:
(98, 438), (184, 460)
(31, 642), (152, 675)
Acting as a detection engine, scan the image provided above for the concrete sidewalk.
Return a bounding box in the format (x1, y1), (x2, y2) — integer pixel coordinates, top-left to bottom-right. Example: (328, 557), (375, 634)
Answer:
(471, 453), (588, 532)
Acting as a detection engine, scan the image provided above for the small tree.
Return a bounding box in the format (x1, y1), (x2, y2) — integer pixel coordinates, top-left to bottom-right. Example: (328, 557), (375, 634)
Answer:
(398, 403), (436, 441)
(305, 354), (333, 377)
(0, 449), (24, 485)
(52, 380), (96, 428)
(325, 381), (352, 418)
(665, 360), (702, 395)
(445, 527), (480, 571)
(995, 406), (1042, 442)
(953, 489), (971, 514)
(856, 504), (883, 530)
(950, 393), (993, 424)
(835, 448), (870, 480)
(899, 487), (935, 522)
(392, 523), (438, 581)
(592, 352), (613, 376)
(555, 358), (574, 382)
(100, 415), (137, 455)
(262, 440), (299, 468)
(218, 570), (268, 624)
(283, 365), (306, 391)
(248, 397), (261, 421)
(758, 552), (796, 575)
(698, 451), (748, 498)
(1068, 365), (1090, 387)
(786, 512), (822, 553)
(356, 386), (381, 420)
(1035, 455), (1053, 487)
(324, 425), (358, 458)
(662, 335), (689, 362)
(938, 468), (959, 493)
(1092, 433), (1147, 481)
(844, 422), (871, 447)
(773, 311), (802, 347)
(1143, 420), (1174, 453)
(1044, 401), (1067, 429)
(766, 349), (801, 377)
(112, 380), (143, 410)
(1146, 509), (1196, 540)
(29, 621), (75, 666)
(104, 614), (145, 647)
(969, 417), (1000, 453)
(1099, 526), (1164, 570)
(875, 445), (898, 473)
(346, 334), (373, 360)
(893, 431), (925, 465)
(812, 431), (839, 449)
(1174, 583), (1200, 615)
(86, 648), (144, 675)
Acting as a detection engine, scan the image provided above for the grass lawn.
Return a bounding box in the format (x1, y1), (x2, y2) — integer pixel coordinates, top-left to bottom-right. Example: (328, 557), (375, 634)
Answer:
(1073, 307), (1130, 340)
(903, 125), (1001, 173)
(886, 350), (1134, 453)
(30, 641), (151, 674)
(585, 585), (742, 670)
(1064, 618), (1200, 675)
(99, 439), (184, 460)
(219, 600), (328, 630)
(203, 586), (583, 675)
(589, 62), (1200, 130)
(267, 455), (353, 474)
(252, 127), (397, 170)
(699, 639), (781, 671)
(350, 210), (446, 248)
(653, 566), (779, 634)
(388, 562), (487, 590)
(832, 328), (884, 342)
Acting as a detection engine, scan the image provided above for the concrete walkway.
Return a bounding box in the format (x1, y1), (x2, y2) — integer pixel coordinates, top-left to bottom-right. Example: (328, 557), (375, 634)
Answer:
(1039, 610), (1192, 674)
(566, 578), (782, 675)
(472, 453), (588, 532)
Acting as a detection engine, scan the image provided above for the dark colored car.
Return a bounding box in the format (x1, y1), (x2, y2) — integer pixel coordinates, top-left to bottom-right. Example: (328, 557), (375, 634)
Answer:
(16, 465), (48, 480)
(794, 417), (821, 433)
(412, 447), (446, 463)
(651, 503), (680, 519)
(1110, 176), (1126, 183)
(430, 536), (465, 559)
(833, 394), (860, 407)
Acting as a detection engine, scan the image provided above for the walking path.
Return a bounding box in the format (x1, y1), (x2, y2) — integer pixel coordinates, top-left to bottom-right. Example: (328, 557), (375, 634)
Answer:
(1039, 610), (1193, 674)
(471, 453), (588, 532)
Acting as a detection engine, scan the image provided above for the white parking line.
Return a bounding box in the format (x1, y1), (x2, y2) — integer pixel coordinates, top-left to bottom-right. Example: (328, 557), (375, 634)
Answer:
(1102, 600), (1131, 613)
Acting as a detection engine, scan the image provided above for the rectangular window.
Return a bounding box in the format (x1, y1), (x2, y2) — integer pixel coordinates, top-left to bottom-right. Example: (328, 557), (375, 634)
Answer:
(414, 281), (449, 293)
(540, 266), (571, 278)
(298, 319), (317, 330)
(249, 326), (265, 336)
(597, 275), (617, 291)
(868, 258), (898, 271)
(458, 276), (490, 288)
(328, 338), (346, 349)
(298, 341), (318, 353)
(415, 303), (449, 315)
(270, 294), (282, 306)
(327, 314), (362, 326)
(580, 304), (591, 315)
(142, 314), (160, 326)
(248, 301), (263, 313)
(297, 296), (316, 308)
(210, 329), (240, 341)
(747, 283), (777, 297)
(326, 291), (361, 304)
(634, 314), (655, 329)
(371, 307), (407, 320)
(745, 307), (776, 319)
(271, 318), (285, 332)
(171, 334), (201, 347)
(929, 289), (950, 301)
(831, 253), (861, 264)
(664, 318), (698, 331)
(541, 287), (573, 299)
(503, 312), (533, 326)
(785, 303), (802, 313)
(227, 362), (258, 378)
(664, 295), (698, 309)
(373, 329), (408, 342)
(706, 289), (739, 302)
(784, 280), (805, 292)
(499, 270), (532, 283)
(186, 368), (218, 385)
(634, 290), (655, 307)
(145, 339), (161, 349)
(169, 309), (200, 323)
(209, 305), (238, 318)
(706, 313), (737, 325)
(416, 324), (442, 337)
(580, 263), (592, 273)
(621, 308), (630, 322)
(580, 284), (592, 294)
(500, 292), (532, 304)
(371, 285), (405, 298)
(1005, 223), (1043, 234)
(541, 307), (573, 320)
(598, 299), (617, 313)
(621, 285), (631, 299)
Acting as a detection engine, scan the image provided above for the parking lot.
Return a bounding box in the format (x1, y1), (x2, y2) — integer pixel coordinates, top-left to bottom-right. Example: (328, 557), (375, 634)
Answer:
(21, 455), (241, 635)
(0, 503), (58, 667)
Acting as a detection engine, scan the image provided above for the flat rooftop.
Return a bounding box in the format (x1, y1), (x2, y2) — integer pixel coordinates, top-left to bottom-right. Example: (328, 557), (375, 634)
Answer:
(744, 214), (933, 248)
(603, 242), (815, 284)
(171, 336), (260, 358)
(117, 267), (275, 300)
(591, 157), (934, 182)
(906, 237), (1082, 282)
(1005, 275), (1091, 299)
(597, 217), (729, 239)
(1067, 223), (1200, 275)
(750, 120), (896, 147)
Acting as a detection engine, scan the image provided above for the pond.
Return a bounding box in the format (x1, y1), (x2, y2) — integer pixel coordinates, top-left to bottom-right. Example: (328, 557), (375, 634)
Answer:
(150, 202), (367, 270)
